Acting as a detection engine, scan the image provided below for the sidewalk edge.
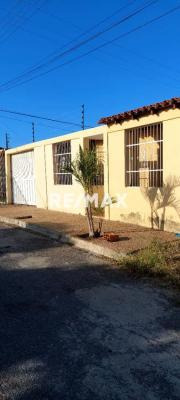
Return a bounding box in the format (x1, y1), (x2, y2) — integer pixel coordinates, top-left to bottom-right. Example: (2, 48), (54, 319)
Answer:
(0, 216), (126, 261)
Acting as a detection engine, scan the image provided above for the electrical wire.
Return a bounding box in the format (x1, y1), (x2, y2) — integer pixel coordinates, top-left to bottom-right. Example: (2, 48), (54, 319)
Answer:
(42, 0), (138, 47)
(0, 0), (21, 37)
(13, 1), (180, 87)
(0, 0), (139, 86)
(0, 113), (80, 132)
(0, 0), (160, 91)
(0, 108), (92, 128)
(0, 0), (47, 44)
(1, 2), (179, 93)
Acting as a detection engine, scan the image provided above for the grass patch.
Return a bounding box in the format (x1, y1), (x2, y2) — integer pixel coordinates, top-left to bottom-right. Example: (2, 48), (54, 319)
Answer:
(119, 240), (180, 287)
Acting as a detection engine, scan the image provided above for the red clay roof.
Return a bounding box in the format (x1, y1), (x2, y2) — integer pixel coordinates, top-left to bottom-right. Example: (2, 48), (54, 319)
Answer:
(99, 97), (180, 125)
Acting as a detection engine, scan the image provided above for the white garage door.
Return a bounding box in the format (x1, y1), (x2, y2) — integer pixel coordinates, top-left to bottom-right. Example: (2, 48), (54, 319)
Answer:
(11, 151), (36, 205)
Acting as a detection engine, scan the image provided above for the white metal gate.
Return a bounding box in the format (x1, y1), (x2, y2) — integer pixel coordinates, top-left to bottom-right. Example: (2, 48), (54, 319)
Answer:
(11, 151), (36, 205)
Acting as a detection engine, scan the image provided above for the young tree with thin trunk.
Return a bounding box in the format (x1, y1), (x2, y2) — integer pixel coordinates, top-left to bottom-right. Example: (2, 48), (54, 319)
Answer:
(66, 146), (101, 238)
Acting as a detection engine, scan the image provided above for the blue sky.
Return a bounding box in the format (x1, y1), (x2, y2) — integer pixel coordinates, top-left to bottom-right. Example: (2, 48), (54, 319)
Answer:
(0, 0), (180, 147)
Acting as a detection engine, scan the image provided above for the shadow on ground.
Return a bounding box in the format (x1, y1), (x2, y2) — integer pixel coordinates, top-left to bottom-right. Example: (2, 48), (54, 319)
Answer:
(0, 224), (68, 255)
(0, 224), (180, 400)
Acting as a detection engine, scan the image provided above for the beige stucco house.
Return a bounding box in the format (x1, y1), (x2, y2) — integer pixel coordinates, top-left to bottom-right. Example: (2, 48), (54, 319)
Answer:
(5, 97), (180, 232)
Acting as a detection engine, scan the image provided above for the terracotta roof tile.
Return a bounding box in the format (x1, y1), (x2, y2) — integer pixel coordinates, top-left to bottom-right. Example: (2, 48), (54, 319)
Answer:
(99, 97), (180, 125)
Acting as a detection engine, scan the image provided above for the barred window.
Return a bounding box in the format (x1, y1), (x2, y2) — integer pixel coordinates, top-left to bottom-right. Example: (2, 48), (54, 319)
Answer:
(125, 123), (163, 187)
(53, 141), (72, 185)
(89, 139), (104, 186)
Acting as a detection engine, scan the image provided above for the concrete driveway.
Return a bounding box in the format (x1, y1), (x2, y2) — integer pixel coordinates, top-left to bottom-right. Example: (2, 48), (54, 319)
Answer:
(0, 223), (179, 400)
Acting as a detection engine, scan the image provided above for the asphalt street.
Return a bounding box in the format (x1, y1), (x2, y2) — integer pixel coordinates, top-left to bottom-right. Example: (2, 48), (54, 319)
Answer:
(0, 223), (179, 400)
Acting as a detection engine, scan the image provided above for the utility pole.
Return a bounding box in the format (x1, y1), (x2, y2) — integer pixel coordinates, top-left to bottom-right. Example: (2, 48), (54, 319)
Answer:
(5, 132), (9, 149)
(81, 104), (85, 130)
(32, 122), (35, 142)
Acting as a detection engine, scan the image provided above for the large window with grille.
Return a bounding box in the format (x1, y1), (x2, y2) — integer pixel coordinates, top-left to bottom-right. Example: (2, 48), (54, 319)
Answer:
(53, 141), (72, 185)
(125, 123), (163, 187)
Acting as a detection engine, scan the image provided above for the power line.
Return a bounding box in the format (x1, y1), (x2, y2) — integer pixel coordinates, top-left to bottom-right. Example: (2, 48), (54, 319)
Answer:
(16, 0), (180, 86)
(42, 0), (138, 47)
(2, 2), (179, 93)
(0, 0), (139, 88)
(0, 3), (71, 45)
(35, 121), (77, 132)
(0, 109), (86, 147)
(19, 1), (139, 70)
(20, 26), (62, 45)
(0, 0), (47, 44)
(21, 0), (180, 87)
(20, 2), (180, 88)
(0, 0), (21, 38)
(18, 1), (138, 62)
(0, 0), (160, 92)
(39, 8), (81, 33)
(0, 113), (78, 147)
(0, 113), (32, 125)
(96, 46), (180, 92)
(0, 107), (91, 128)
(0, 112), (82, 132)
(111, 41), (180, 84)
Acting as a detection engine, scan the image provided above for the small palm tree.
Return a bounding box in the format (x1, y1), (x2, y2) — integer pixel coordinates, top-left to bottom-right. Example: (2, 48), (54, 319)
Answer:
(66, 146), (101, 237)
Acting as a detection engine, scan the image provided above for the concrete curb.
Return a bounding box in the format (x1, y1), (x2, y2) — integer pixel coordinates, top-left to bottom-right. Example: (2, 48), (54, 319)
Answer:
(0, 216), (61, 240)
(0, 215), (125, 261)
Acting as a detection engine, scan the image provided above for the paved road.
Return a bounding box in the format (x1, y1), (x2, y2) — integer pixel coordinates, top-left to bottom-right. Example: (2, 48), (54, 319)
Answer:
(0, 223), (179, 400)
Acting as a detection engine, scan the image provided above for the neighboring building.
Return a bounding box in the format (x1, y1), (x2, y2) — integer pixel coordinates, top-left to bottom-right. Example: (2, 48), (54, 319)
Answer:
(0, 148), (6, 203)
(5, 97), (180, 232)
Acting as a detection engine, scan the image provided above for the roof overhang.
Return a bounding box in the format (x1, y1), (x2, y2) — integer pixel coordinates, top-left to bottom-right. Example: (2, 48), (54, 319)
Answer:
(99, 97), (180, 125)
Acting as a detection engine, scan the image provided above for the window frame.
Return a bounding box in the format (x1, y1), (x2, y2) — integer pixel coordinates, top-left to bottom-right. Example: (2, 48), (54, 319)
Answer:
(125, 122), (163, 188)
(53, 140), (72, 185)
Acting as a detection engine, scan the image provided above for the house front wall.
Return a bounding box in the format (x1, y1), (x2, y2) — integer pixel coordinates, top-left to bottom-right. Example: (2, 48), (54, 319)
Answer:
(44, 137), (85, 214)
(104, 108), (180, 232)
(5, 108), (180, 232)
(5, 126), (106, 216)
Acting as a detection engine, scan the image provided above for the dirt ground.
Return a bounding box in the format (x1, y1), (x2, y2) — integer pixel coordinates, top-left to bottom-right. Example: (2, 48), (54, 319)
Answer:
(0, 205), (177, 254)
